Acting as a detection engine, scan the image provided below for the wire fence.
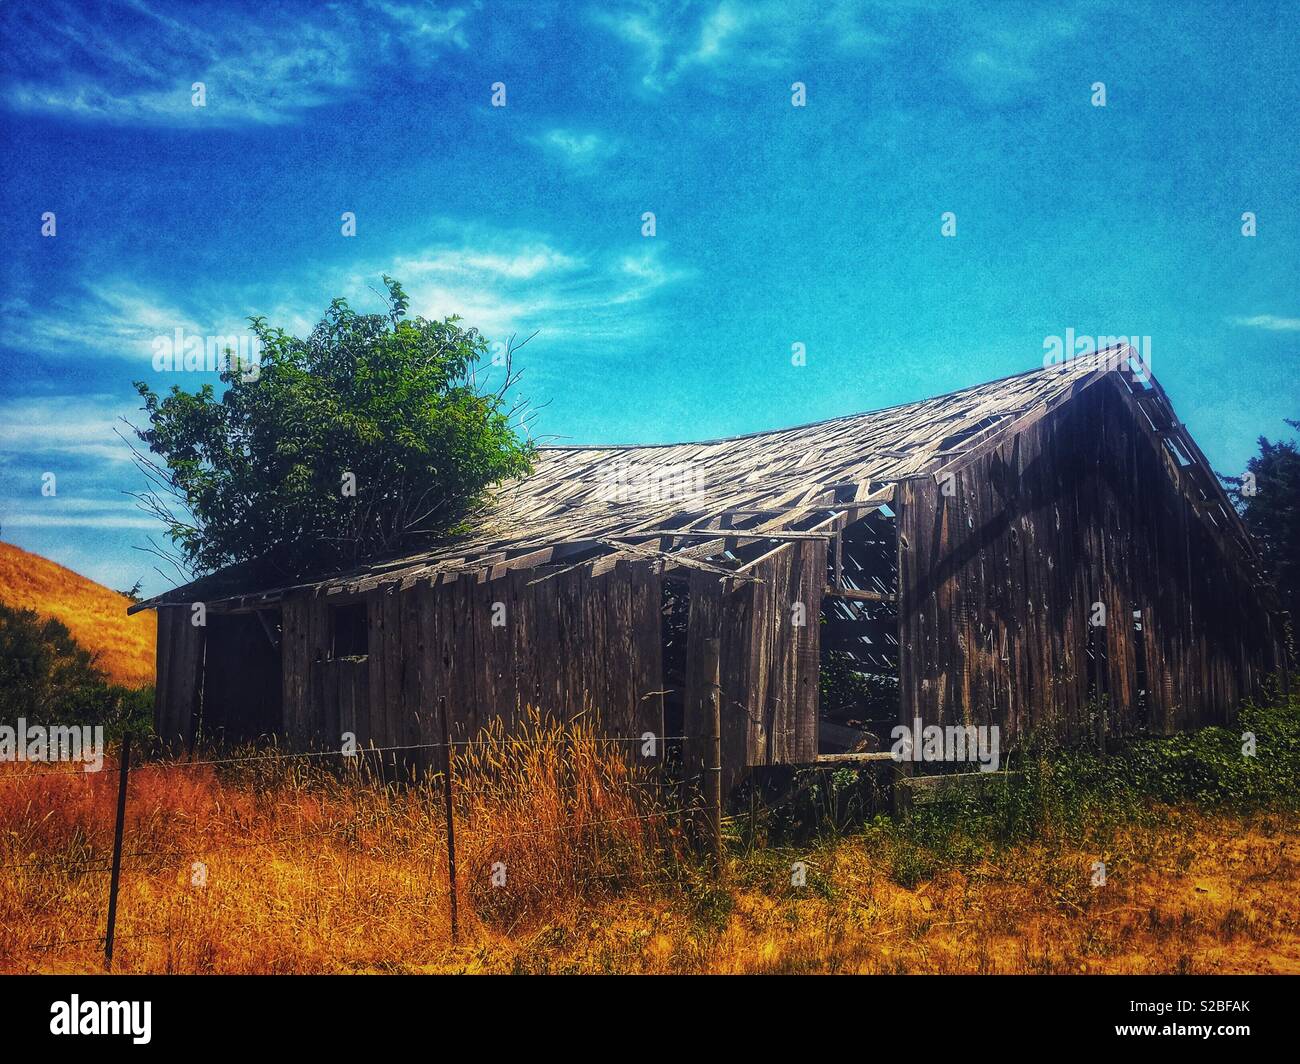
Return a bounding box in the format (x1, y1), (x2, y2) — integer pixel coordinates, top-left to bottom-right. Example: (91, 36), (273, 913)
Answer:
(0, 718), (724, 970)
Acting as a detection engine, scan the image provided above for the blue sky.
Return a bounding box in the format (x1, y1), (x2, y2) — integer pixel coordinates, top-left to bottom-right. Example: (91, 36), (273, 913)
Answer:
(0, 0), (1297, 597)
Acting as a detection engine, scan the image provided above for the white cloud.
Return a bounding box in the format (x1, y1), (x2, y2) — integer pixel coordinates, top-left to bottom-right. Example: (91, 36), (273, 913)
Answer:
(0, 512), (158, 530)
(366, 2), (470, 48)
(11, 281), (259, 367)
(387, 237), (689, 342)
(670, 3), (748, 80)
(2, 1), (470, 127)
(531, 129), (620, 168)
(594, 2), (755, 89)
(10, 220), (688, 410)
(0, 395), (141, 465)
(955, 15), (1081, 102)
(395, 245), (583, 281)
(592, 1), (1085, 97)
(1229, 314), (1300, 332)
(591, 8), (669, 89)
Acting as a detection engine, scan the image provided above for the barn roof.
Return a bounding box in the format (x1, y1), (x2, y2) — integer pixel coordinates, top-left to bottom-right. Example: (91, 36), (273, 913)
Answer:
(133, 347), (1246, 613)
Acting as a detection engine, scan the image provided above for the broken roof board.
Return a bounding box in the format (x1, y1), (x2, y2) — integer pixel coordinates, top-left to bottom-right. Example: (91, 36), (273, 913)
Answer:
(134, 350), (1203, 613)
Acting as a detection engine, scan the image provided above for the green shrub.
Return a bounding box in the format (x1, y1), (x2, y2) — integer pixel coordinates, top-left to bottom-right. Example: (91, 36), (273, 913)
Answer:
(0, 602), (153, 740)
(878, 683), (1299, 886)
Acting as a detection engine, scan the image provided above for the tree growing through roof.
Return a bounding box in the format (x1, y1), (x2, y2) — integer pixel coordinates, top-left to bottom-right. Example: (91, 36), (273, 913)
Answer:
(130, 277), (536, 583)
(1219, 418), (1300, 645)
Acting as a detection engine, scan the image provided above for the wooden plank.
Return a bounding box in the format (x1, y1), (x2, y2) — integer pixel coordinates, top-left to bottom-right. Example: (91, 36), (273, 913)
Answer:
(365, 589), (388, 749)
(154, 606), (204, 752)
(683, 570), (723, 791)
(399, 583), (425, 775)
(603, 562), (638, 736)
(474, 573), (507, 729)
(896, 770), (1022, 810)
(765, 544), (792, 762)
(823, 585), (896, 603)
(898, 378), (1282, 752)
(280, 594), (313, 750)
(814, 752), (897, 764)
(629, 560), (666, 744)
(454, 577), (481, 741)
(794, 538), (826, 761)
(378, 585), (403, 757)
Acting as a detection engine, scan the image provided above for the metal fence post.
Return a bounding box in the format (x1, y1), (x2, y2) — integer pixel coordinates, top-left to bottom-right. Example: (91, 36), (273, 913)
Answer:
(705, 646), (723, 882)
(438, 696), (459, 944)
(104, 731), (132, 971)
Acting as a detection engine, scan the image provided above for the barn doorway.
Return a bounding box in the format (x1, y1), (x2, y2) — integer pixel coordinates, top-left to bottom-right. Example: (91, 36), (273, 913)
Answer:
(198, 608), (283, 745)
(818, 508), (900, 754)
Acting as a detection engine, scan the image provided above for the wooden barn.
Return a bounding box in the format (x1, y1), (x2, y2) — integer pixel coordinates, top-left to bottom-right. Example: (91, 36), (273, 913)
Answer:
(132, 348), (1287, 782)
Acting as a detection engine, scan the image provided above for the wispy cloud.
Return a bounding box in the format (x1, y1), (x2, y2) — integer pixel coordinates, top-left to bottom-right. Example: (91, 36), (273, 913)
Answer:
(11, 222), (688, 379)
(0, 395), (141, 465)
(591, 1), (1086, 98)
(0, 0), (471, 127)
(530, 128), (620, 169)
(9, 281), (259, 369)
(671, 3), (749, 80)
(367, 1), (470, 50)
(590, 7), (669, 89)
(0, 486), (157, 535)
(395, 244), (584, 281)
(1229, 314), (1300, 332)
(592, 2), (756, 90)
(0, 510), (158, 531)
(377, 227), (689, 341)
(0, 397), (170, 540)
(955, 13), (1081, 102)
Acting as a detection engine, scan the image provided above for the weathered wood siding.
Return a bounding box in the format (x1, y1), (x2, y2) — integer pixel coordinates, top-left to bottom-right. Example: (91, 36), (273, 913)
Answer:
(281, 594), (331, 749)
(684, 538), (825, 789)
(897, 375), (1283, 744)
(278, 559), (665, 765)
(154, 605), (204, 751)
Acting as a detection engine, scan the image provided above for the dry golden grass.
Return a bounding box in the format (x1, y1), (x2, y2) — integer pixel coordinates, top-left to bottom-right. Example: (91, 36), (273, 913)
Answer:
(2, 715), (1296, 975)
(0, 542), (155, 689)
(0, 714), (688, 973)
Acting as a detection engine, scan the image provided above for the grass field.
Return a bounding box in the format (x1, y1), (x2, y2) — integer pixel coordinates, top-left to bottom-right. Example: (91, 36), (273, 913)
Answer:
(0, 542), (155, 689)
(2, 692), (1296, 974)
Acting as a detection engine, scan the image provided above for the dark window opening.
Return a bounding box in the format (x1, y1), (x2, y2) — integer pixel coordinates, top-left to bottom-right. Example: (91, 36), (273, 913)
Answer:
(819, 509), (900, 754)
(331, 603), (369, 659)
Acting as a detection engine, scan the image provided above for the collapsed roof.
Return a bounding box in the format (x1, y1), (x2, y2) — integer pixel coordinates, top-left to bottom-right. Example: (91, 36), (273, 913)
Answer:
(133, 348), (1253, 613)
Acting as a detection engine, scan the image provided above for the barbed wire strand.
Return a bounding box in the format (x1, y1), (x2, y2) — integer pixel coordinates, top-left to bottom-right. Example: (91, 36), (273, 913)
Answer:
(0, 792), (701, 873)
(0, 733), (694, 782)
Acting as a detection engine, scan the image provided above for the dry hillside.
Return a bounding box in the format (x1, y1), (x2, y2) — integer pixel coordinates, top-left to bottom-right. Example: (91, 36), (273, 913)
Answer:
(0, 542), (155, 688)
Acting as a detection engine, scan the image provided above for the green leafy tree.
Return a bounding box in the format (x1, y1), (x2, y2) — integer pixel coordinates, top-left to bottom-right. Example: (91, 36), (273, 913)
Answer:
(1219, 418), (1300, 630)
(131, 277), (536, 581)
